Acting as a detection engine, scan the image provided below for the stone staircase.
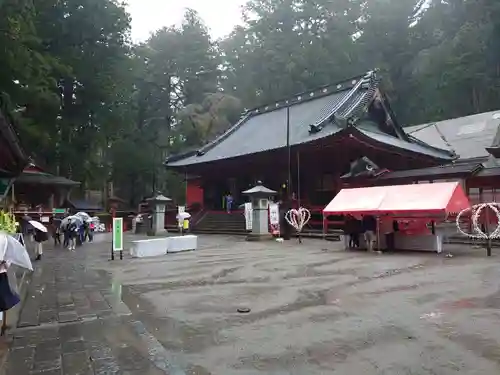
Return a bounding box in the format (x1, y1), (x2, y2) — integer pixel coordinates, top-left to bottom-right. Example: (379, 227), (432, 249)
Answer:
(191, 210), (341, 240)
(193, 211), (248, 235)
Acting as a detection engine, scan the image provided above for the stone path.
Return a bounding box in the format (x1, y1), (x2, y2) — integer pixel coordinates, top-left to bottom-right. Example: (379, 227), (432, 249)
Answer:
(3, 240), (175, 375)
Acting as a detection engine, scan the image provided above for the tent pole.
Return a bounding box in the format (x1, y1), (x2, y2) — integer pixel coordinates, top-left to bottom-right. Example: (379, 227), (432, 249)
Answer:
(486, 207), (491, 256)
(286, 105), (291, 199)
(297, 150), (300, 207)
(377, 216), (380, 252)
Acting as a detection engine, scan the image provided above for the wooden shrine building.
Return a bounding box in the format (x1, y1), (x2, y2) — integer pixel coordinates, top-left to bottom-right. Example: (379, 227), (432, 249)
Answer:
(166, 71), (454, 215)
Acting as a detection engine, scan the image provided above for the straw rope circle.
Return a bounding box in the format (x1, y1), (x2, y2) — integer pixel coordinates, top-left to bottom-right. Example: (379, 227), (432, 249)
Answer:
(456, 202), (500, 239)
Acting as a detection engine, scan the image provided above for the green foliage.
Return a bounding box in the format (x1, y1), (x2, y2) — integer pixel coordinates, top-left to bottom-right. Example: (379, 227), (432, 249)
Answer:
(0, 211), (17, 234)
(1, 0), (499, 206)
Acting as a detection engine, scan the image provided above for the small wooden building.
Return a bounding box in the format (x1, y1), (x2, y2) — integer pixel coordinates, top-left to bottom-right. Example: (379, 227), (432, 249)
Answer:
(8, 163), (80, 217)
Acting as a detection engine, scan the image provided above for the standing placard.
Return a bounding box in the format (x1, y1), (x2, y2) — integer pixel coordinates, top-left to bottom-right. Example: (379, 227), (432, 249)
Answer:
(111, 217), (123, 260)
(269, 203), (280, 235)
(244, 202), (253, 230)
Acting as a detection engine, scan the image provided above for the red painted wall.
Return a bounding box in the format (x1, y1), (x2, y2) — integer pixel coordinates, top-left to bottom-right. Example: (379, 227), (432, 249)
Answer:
(187, 179), (204, 207)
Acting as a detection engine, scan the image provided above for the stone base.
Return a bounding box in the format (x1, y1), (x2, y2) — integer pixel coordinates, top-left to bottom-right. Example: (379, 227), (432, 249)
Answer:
(130, 238), (169, 258)
(246, 233), (274, 241)
(168, 235), (198, 253)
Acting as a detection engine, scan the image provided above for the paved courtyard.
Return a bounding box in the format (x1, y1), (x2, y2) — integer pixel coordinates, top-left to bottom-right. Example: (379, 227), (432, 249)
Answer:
(3, 234), (500, 374)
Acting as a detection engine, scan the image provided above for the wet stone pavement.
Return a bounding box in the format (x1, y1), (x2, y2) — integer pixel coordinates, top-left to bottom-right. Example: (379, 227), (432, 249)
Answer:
(4, 239), (172, 375)
(6, 234), (500, 374)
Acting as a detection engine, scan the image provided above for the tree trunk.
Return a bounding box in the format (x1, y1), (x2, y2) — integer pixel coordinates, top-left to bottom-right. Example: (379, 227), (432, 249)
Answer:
(60, 78), (75, 177)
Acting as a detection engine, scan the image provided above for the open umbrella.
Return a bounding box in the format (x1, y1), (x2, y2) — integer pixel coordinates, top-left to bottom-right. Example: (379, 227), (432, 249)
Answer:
(28, 220), (47, 233)
(176, 212), (191, 220)
(0, 233), (33, 271)
(75, 212), (91, 222)
(60, 215), (83, 228)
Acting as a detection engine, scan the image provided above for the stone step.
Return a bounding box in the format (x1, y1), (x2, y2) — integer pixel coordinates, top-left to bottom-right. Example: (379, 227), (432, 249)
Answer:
(198, 226), (245, 231)
(201, 219), (246, 224)
(192, 229), (340, 240)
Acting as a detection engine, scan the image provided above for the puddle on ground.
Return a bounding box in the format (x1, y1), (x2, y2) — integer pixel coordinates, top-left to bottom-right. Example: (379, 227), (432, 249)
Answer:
(94, 269), (213, 373)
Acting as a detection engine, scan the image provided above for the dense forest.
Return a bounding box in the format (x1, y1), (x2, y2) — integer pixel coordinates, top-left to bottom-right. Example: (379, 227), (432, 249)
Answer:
(1, 0), (499, 204)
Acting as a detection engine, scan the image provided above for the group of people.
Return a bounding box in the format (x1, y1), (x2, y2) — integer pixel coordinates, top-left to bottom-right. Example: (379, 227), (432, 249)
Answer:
(53, 218), (94, 251)
(17, 216), (95, 261)
(344, 214), (401, 252)
(344, 214), (378, 252)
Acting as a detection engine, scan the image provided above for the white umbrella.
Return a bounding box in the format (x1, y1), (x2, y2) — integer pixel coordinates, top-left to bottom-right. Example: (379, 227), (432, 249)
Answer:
(75, 212), (91, 221)
(176, 212), (191, 220)
(28, 220), (48, 233)
(60, 215), (83, 228)
(0, 233), (33, 271)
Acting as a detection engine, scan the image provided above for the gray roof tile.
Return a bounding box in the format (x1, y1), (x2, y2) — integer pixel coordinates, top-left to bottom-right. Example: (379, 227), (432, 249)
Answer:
(166, 72), (454, 168)
(377, 163), (481, 180)
(356, 128), (454, 160)
(406, 110), (500, 160)
(167, 86), (351, 166)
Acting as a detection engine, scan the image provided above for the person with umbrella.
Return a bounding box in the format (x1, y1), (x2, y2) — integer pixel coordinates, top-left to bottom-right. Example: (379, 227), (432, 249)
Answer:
(74, 212), (90, 244)
(176, 211), (191, 235)
(61, 216), (81, 251)
(0, 220), (33, 335)
(28, 220), (48, 261)
(0, 260), (19, 335)
(68, 220), (78, 251)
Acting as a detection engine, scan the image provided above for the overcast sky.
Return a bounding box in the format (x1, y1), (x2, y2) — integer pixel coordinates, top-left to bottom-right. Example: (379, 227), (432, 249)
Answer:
(127, 0), (247, 42)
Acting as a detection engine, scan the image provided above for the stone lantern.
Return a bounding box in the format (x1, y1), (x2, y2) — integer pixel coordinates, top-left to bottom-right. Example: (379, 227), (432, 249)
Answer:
(146, 193), (171, 235)
(242, 182), (276, 241)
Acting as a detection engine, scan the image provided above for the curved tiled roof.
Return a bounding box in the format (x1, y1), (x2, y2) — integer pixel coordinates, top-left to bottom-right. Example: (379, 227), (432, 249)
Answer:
(166, 71), (453, 168)
(406, 110), (500, 161)
(166, 72), (378, 167)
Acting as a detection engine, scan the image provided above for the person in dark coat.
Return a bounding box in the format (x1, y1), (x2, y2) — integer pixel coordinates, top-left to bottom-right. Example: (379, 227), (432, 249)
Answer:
(67, 221), (78, 251)
(0, 261), (20, 336)
(345, 215), (361, 249)
(34, 229), (47, 261)
(362, 214), (377, 252)
(63, 221), (70, 248)
(53, 223), (61, 247)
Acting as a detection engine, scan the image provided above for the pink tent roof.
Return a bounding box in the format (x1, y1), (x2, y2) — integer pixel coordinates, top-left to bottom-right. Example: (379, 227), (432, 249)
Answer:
(323, 182), (470, 217)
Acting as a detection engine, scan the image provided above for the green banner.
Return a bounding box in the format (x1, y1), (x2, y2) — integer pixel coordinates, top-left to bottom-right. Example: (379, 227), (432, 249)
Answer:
(53, 208), (66, 214)
(112, 217), (123, 251)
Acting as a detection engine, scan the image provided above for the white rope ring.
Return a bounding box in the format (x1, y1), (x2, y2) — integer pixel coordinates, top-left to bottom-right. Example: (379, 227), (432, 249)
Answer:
(456, 202), (500, 239)
(285, 207), (311, 233)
